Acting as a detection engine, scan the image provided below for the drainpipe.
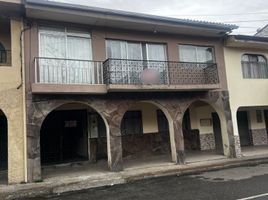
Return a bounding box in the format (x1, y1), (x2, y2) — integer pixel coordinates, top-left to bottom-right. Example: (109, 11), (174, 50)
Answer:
(19, 18), (31, 183)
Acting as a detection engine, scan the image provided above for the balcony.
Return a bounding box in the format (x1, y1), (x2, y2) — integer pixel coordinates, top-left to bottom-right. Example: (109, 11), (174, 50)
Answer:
(32, 57), (107, 94)
(0, 50), (11, 66)
(32, 57), (220, 94)
(103, 59), (220, 91)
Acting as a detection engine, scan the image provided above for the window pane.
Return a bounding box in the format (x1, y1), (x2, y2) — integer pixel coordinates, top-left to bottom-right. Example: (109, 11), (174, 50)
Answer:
(67, 36), (92, 60)
(146, 43), (166, 61)
(179, 45), (214, 63)
(106, 40), (127, 59)
(241, 54), (268, 79)
(258, 56), (266, 63)
(67, 36), (93, 84)
(127, 42), (142, 60)
(196, 47), (208, 63)
(242, 55), (249, 62)
(39, 33), (66, 58)
(179, 45), (197, 62)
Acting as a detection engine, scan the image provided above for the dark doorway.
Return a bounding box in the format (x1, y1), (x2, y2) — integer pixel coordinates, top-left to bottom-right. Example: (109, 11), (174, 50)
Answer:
(41, 109), (88, 165)
(212, 112), (223, 154)
(0, 111), (8, 184)
(183, 109), (200, 150)
(237, 111), (251, 146)
(0, 113), (7, 171)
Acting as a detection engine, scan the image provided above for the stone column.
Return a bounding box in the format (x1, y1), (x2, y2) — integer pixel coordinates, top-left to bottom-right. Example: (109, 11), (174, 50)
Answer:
(173, 120), (186, 164)
(107, 124), (123, 171)
(27, 124), (41, 182)
(103, 101), (128, 172)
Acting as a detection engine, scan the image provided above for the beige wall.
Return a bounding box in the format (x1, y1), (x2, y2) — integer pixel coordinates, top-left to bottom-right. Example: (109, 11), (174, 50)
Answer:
(224, 47), (268, 135)
(248, 109), (266, 130)
(0, 19), (26, 184)
(129, 102), (159, 134)
(190, 105), (214, 135)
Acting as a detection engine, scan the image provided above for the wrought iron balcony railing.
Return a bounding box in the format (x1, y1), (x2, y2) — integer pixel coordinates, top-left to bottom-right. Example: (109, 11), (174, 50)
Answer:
(103, 59), (219, 85)
(34, 57), (104, 84)
(0, 50), (11, 66)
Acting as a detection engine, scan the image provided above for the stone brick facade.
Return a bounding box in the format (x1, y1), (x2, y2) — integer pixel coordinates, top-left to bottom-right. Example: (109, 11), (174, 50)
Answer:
(200, 133), (215, 150)
(251, 129), (268, 146)
(26, 90), (239, 182)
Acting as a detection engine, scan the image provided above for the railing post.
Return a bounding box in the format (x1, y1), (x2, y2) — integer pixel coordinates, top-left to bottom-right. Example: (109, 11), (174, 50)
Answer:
(34, 58), (38, 83)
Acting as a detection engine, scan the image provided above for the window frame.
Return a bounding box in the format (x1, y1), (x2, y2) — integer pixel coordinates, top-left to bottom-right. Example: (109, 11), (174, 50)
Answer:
(38, 26), (92, 60)
(105, 39), (167, 61)
(178, 44), (216, 63)
(241, 53), (268, 79)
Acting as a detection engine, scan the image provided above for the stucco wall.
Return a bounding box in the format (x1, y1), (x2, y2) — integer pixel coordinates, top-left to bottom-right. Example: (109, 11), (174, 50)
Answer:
(0, 19), (26, 184)
(190, 105), (214, 135)
(224, 47), (268, 136)
(129, 102), (159, 134)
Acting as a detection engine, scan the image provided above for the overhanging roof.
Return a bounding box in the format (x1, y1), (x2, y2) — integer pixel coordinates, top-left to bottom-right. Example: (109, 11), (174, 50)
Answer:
(225, 35), (268, 50)
(24, 0), (238, 37)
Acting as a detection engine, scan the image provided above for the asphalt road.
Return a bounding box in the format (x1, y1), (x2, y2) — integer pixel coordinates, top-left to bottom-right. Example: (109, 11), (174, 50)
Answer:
(22, 163), (268, 200)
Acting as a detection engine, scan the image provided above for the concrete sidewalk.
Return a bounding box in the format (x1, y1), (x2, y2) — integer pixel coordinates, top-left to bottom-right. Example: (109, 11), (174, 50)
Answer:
(1, 153), (268, 200)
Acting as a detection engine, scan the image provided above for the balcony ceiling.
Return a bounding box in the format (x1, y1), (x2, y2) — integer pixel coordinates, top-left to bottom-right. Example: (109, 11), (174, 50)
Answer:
(0, 0), (24, 17)
(25, 0), (237, 37)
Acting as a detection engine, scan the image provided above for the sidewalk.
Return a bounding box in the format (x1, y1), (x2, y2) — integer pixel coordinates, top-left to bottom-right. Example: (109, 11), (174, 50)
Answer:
(1, 153), (268, 200)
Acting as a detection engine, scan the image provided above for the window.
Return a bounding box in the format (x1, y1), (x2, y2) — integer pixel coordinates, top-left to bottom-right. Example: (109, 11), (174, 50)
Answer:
(106, 40), (167, 84)
(121, 111), (143, 135)
(179, 45), (214, 63)
(241, 54), (268, 79)
(38, 27), (93, 84)
(0, 18), (11, 66)
(106, 40), (166, 61)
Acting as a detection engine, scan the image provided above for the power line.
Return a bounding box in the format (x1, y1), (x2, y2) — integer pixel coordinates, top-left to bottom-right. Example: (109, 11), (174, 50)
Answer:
(168, 11), (268, 17)
(222, 19), (268, 23)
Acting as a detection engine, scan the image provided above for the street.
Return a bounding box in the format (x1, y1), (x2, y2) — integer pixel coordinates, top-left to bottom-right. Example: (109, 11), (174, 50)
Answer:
(22, 163), (268, 200)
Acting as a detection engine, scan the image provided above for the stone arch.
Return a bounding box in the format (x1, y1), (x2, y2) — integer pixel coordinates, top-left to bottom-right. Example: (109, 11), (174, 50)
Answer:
(180, 99), (230, 157)
(28, 100), (111, 181)
(118, 100), (179, 164)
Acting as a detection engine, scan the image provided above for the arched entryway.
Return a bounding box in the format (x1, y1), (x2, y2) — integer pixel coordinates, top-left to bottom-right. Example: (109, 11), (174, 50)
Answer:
(40, 103), (108, 172)
(236, 107), (268, 157)
(120, 102), (173, 168)
(0, 110), (7, 184)
(182, 101), (225, 162)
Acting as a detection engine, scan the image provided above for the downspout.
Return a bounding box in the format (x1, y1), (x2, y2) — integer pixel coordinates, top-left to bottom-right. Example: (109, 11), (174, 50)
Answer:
(19, 19), (31, 183)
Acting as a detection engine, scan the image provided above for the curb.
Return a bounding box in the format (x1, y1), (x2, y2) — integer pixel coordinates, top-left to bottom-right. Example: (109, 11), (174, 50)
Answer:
(1, 155), (268, 200)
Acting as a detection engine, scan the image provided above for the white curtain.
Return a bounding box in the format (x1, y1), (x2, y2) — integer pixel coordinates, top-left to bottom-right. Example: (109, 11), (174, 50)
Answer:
(67, 36), (93, 84)
(179, 45), (196, 62)
(179, 45), (213, 63)
(39, 30), (65, 83)
(39, 28), (92, 84)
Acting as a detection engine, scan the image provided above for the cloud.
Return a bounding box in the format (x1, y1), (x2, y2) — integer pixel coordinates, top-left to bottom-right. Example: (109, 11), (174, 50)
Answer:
(51, 0), (268, 35)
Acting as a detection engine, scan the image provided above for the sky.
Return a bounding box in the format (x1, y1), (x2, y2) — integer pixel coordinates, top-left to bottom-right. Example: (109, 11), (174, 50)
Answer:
(52, 0), (268, 35)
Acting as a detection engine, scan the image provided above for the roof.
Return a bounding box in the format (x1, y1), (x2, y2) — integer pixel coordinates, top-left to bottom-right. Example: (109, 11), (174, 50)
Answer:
(225, 35), (268, 50)
(255, 24), (268, 37)
(24, 0), (238, 37)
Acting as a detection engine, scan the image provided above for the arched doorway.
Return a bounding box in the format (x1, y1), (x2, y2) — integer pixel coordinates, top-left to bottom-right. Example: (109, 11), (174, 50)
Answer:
(120, 102), (172, 167)
(0, 110), (7, 184)
(182, 101), (224, 160)
(40, 103), (108, 167)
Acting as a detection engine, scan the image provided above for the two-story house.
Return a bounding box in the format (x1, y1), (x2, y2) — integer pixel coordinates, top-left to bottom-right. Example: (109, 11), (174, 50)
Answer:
(225, 35), (268, 155)
(0, 0), (26, 184)
(21, 0), (241, 182)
